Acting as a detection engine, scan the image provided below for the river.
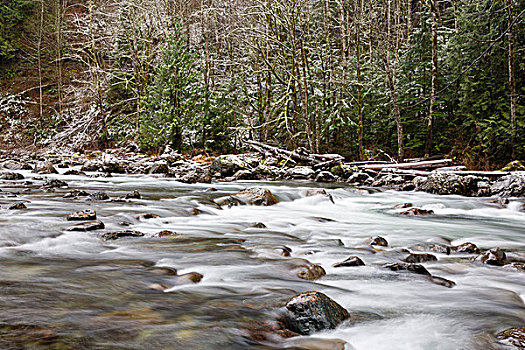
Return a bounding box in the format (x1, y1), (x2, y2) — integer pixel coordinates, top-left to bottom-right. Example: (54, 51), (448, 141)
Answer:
(1, 170), (524, 349)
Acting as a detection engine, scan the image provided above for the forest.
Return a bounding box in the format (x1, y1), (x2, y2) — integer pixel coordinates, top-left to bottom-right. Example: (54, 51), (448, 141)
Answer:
(0, 0), (523, 168)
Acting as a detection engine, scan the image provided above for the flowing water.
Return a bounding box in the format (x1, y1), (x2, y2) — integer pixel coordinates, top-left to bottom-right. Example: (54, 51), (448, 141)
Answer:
(1, 170), (524, 349)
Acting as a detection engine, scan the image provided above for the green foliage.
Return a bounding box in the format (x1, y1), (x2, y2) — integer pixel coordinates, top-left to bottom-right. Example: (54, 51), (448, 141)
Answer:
(139, 23), (203, 152)
(0, 0), (33, 60)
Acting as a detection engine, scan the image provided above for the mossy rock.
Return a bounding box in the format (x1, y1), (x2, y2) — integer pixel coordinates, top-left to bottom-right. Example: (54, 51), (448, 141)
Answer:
(501, 160), (525, 172)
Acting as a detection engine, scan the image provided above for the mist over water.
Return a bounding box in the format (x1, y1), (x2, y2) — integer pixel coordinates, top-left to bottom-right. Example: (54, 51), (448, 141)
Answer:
(1, 171), (524, 349)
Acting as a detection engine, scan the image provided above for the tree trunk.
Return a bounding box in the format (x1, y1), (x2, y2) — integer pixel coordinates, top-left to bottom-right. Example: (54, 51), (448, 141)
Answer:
(425, 0), (438, 157)
(508, 0), (517, 158)
(384, 56), (404, 161)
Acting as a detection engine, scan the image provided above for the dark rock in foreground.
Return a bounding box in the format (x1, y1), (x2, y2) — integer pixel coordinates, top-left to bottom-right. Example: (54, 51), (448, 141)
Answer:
(66, 220), (105, 231)
(383, 262), (431, 276)
(453, 242), (480, 254)
(101, 230), (144, 240)
(125, 190), (141, 199)
(428, 275), (456, 288)
(215, 187), (279, 207)
(370, 236), (388, 247)
(333, 256), (365, 267)
(477, 248), (507, 266)
(8, 202), (27, 210)
(0, 172), (24, 180)
(400, 208), (434, 216)
(496, 327), (525, 349)
(66, 209), (96, 221)
(404, 253), (437, 263)
(296, 264), (326, 281)
(88, 191), (110, 201)
(283, 291), (350, 335)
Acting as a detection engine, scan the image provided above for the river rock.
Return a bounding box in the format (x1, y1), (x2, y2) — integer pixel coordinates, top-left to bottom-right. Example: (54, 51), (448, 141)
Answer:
(282, 291), (350, 335)
(2, 160), (32, 170)
(42, 179), (68, 188)
(453, 242), (480, 254)
(101, 230), (144, 240)
(286, 166), (315, 180)
(372, 174), (404, 187)
(275, 245), (292, 256)
(476, 248), (506, 266)
(495, 326), (525, 349)
(80, 161), (103, 172)
(156, 230), (178, 237)
(347, 171), (373, 185)
(370, 236), (388, 247)
(216, 187), (279, 207)
(174, 272), (203, 285)
(503, 263), (525, 272)
(134, 213), (159, 220)
(1, 172), (25, 180)
(383, 262), (431, 276)
(305, 188), (334, 203)
(428, 275), (456, 288)
(333, 256), (365, 267)
(296, 264), (326, 280)
(8, 202), (27, 210)
(34, 162), (58, 174)
(63, 190), (90, 198)
(315, 171), (337, 183)
(210, 155), (248, 177)
(66, 209), (96, 221)
(404, 253), (438, 263)
(416, 172), (480, 196)
(88, 191), (110, 201)
(491, 173), (525, 197)
(125, 190), (141, 199)
(66, 220), (105, 231)
(63, 169), (85, 176)
(330, 164), (356, 178)
(400, 208), (434, 216)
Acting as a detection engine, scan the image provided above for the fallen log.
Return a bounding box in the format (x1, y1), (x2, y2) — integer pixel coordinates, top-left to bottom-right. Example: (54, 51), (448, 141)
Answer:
(380, 168), (512, 178)
(246, 140), (343, 166)
(359, 159), (453, 170)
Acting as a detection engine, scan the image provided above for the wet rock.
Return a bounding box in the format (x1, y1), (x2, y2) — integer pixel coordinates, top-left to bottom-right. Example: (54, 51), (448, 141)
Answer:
(372, 174), (404, 187)
(347, 171), (373, 185)
(296, 264), (326, 281)
(81, 161), (102, 172)
(501, 160), (525, 172)
(134, 213), (159, 220)
(34, 162), (58, 174)
(63, 190), (90, 198)
(282, 337), (349, 350)
(148, 283), (171, 291)
(477, 248), (506, 266)
(174, 272), (203, 285)
(503, 263), (525, 272)
(156, 230), (177, 237)
(42, 179), (68, 188)
(333, 256), (365, 267)
(400, 208), (434, 216)
(394, 203), (413, 208)
(315, 171), (337, 183)
(282, 291), (350, 335)
(101, 230), (144, 240)
(305, 188), (334, 203)
(8, 202), (27, 210)
(103, 162), (126, 174)
(148, 161), (169, 174)
(491, 173), (525, 197)
(275, 245), (292, 257)
(216, 187), (279, 207)
(66, 209), (96, 221)
(246, 320), (299, 341)
(401, 182), (416, 191)
(88, 191), (110, 201)
(453, 242), (480, 254)
(428, 275), (456, 288)
(210, 155), (248, 177)
(286, 166), (315, 180)
(383, 262), (431, 276)
(430, 244), (452, 255)
(2, 160), (32, 170)
(416, 172), (480, 196)
(330, 164), (356, 178)
(63, 169), (85, 176)
(404, 253), (437, 263)
(125, 190), (141, 199)
(495, 327), (525, 349)
(178, 167), (212, 184)
(369, 236), (388, 247)
(0, 172), (24, 180)
(251, 222), (266, 228)
(66, 220), (105, 231)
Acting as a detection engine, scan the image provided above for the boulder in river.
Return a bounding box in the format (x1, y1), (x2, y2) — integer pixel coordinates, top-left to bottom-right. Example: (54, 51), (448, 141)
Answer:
(0, 172), (24, 180)
(101, 230), (144, 240)
(66, 209), (96, 221)
(63, 190), (90, 198)
(315, 171), (337, 183)
(428, 275), (456, 288)
(369, 236), (388, 247)
(134, 213), (159, 220)
(453, 242), (480, 254)
(491, 173), (525, 197)
(400, 208), (434, 216)
(305, 188), (335, 203)
(347, 171), (373, 185)
(216, 187), (279, 207)
(404, 253), (438, 263)
(88, 191), (110, 201)
(8, 202), (27, 210)
(286, 166), (315, 180)
(416, 172), (480, 196)
(282, 291), (350, 335)
(125, 190), (141, 199)
(156, 230), (178, 237)
(34, 162), (58, 175)
(63, 169), (85, 176)
(495, 326), (525, 349)
(333, 256), (365, 267)
(42, 179), (68, 188)
(1, 160), (32, 170)
(296, 264), (326, 281)
(210, 155), (248, 177)
(394, 203), (413, 209)
(66, 220), (105, 231)
(476, 248), (507, 266)
(383, 262), (431, 276)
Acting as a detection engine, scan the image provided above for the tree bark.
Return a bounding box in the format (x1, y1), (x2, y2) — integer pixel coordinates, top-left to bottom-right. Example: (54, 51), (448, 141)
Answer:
(425, 0), (438, 157)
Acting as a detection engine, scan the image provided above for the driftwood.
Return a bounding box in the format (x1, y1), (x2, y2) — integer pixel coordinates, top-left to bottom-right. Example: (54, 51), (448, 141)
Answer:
(246, 140), (344, 166)
(359, 159), (453, 170)
(380, 168), (512, 178)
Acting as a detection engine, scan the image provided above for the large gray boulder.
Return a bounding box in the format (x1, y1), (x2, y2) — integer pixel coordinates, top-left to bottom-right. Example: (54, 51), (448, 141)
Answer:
(210, 155), (248, 177)
(415, 172), (480, 196)
(491, 173), (525, 197)
(282, 291), (350, 335)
